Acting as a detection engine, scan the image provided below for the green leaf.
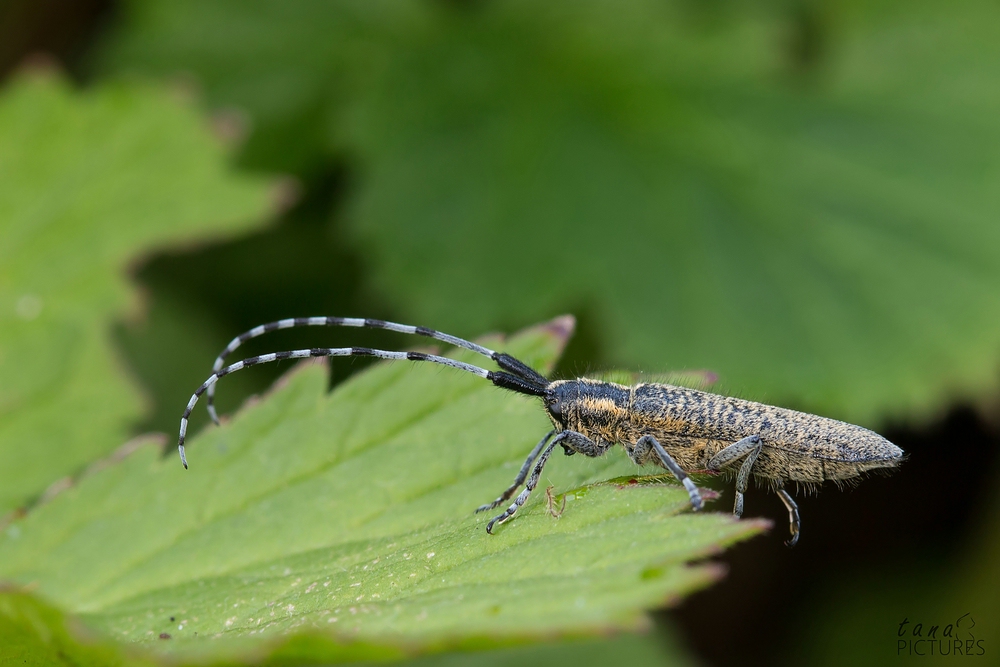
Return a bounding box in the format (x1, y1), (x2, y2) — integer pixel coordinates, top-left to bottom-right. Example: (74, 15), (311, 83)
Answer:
(0, 588), (693, 667)
(0, 71), (274, 515)
(391, 631), (697, 667)
(0, 587), (159, 667)
(0, 320), (764, 662)
(100, 0), (1000, 426)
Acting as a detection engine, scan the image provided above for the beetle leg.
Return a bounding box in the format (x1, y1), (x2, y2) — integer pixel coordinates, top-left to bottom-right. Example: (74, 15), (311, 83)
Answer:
(776, 485), (801, 548)
(707, 435), (761, 470)
(486, 431), (572, 533)
(475, 430), (554, 513)
(560, 432), (611, 458)
(634, 435), (703, 511)
(707, 435), (762, 518)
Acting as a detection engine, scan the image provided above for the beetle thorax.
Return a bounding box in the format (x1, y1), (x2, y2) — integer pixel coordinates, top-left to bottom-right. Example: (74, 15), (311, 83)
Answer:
(544, 379), (632, 442)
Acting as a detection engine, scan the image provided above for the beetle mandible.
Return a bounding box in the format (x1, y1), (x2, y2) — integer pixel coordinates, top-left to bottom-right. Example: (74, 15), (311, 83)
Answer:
(176, 316), (904, 546)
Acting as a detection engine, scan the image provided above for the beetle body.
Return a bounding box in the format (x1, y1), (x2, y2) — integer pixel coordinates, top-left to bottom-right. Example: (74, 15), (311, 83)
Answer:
(546, 378), (903, 487)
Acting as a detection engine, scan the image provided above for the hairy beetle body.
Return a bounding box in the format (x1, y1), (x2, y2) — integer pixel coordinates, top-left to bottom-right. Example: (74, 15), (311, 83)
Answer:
(548, 379), (903, 487)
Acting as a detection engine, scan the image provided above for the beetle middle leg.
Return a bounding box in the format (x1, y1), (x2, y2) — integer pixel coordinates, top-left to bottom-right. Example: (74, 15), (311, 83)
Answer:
(707, 435), (762, 518)
(631, 435), (703, 511)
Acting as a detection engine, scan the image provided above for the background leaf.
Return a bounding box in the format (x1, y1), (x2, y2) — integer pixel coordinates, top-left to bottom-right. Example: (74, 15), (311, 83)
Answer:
(0, 320), (764, 662)
(99, 0), (1000, 427)
(98, 0), (423, 179)
(0, 70), (275, 515)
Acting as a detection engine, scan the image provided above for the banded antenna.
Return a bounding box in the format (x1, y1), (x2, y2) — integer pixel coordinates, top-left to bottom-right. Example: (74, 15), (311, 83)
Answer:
(204, 316), (547, 422)
(178, 318), (551, 469)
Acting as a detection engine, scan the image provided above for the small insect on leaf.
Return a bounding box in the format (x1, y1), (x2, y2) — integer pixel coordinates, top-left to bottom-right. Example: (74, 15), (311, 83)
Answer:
(545, 485), (566, 519)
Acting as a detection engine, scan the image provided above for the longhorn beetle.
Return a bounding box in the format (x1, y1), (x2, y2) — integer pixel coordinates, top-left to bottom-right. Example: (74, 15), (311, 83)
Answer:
(177, 316), (904, 546)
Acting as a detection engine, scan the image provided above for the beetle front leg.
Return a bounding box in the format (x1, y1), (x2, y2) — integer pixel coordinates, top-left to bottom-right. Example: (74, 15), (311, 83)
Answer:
(484, 430), (595, 533)
(561, 431), (612, 457)
(475, 430), (555, 513)
(707, 435), (762, 518)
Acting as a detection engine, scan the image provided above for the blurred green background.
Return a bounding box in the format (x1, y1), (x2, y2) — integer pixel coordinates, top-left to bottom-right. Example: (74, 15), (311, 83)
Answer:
(2, 0), (999, 665)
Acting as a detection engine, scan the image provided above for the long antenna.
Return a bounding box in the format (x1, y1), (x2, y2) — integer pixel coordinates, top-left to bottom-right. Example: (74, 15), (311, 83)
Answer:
(205, 317), (548, 423)
(178, 346), (547, 469)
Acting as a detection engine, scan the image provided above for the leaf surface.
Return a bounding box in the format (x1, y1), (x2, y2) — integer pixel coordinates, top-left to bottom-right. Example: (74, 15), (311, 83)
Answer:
(0, 320), (764, 662)
(0, 71), (274, 514)
(0, 588), (692, 667)
(0, 587), (158, 667)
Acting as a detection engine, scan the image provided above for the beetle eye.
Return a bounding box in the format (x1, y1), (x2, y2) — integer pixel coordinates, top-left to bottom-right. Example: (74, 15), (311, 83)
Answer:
(546, 395), (562, 419)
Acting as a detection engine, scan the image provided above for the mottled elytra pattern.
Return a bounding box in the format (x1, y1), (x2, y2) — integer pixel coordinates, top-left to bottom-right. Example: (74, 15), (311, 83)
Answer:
(550, 379), (904, 485)
(179, 317), (904, 546)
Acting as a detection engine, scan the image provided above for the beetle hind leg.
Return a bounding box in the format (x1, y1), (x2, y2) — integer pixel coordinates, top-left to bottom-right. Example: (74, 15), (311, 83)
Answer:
(776, 485), (801, 548)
